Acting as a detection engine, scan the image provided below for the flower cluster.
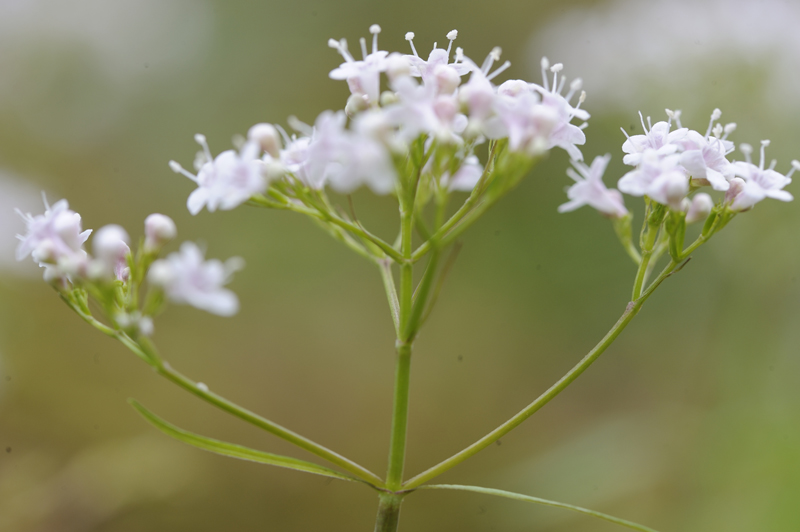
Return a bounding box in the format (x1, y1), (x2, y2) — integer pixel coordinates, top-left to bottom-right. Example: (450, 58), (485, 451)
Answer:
(168, 25), (589, 215)
(15, 201), (242, 336)
(559, 108), (797, 220)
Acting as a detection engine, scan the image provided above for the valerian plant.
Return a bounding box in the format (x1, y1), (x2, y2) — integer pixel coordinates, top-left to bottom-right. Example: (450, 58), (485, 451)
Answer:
(16, 25), (797, 532)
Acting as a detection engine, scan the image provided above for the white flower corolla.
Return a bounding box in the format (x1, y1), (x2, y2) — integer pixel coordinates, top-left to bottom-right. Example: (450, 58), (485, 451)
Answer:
(148, 241), (242, 317)
(685, 192), (714, 224)
(728, 141), (796, 211)
(144, 213), (177, 253)
(169, 134), (266, 215)
(329, 25), (389, 104)
(558, 154), (628, 218)
(386, 76), (468, 143)
(492, 90), (558, 154)
(618, 150), (689, 209)
(621, 111), (687, 167)
(677, 109), (735, 191)
(404, 30), (472, 90)
(529, 59), (590, 160)
(305, 110), (397, 195)
(92, 224), (131, 281)
(15, 198), (92, 279)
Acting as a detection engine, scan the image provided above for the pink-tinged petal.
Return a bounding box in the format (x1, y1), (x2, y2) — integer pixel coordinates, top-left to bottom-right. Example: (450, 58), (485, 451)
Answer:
(704, 167), (730, 191)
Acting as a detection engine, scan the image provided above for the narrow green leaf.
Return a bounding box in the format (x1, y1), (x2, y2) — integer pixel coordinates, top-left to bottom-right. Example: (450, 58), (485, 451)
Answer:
(418, 484), (660, 532)
(129, 399), (358, 483)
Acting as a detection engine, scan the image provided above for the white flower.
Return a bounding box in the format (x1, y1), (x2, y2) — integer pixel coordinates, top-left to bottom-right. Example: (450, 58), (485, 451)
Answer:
(677, 109), (735, 191)
(306, 110), (397, 194)
(529, 59), (589, 160)
(492, 89), (558, 154)
(403, 30), (472, 90)
(558, 154), (628, 218)
(728, 141), (796, 211)
(618, 150), (688, 209)
(329, 25), (389, 104)
(148, 242), (242, 317)
(621, 111), (687, 167)
(15, 198), (92, 278)
(386, 76), (468, 143)
(169, 134), (266, 215)
(92, 224), (131, 281)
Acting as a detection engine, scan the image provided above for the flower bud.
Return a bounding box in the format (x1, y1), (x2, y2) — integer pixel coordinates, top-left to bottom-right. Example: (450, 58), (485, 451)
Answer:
(433, 64), (461, 95)
(144, 214), (177, 253)
(725, 177), (746, 206)
(93, 224), (131, 280)
(385, 52), (411, 82)
(685, 193), (713, 224)
(345, 93), (370, 117)
(247, 123), (282, 158)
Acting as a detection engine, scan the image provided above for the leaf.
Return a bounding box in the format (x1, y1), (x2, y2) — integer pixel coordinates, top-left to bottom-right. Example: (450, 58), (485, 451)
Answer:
(129, 399), (358, 483)
(419, 484), (660, 532)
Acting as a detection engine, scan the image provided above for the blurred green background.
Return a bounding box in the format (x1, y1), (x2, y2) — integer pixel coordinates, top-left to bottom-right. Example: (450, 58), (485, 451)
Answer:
(2, 0), (800, 530)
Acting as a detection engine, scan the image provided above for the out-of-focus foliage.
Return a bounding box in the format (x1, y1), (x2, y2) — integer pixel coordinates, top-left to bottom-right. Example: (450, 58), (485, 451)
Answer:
(1, 1), (799, 531)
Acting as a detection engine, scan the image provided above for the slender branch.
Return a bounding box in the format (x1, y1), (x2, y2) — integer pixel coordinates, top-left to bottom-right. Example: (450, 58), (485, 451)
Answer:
(403, 260), (683, 490)
(418, 485), (660, 532)
(147, 356), (384, 486)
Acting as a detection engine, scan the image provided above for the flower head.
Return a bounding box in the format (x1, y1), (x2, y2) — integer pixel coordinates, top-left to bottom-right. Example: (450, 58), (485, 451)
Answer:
(618, 150), (688, 209)
(728, 141), (796, 211)
(329, 25), (389, 104)
(15, 197), (92, 279)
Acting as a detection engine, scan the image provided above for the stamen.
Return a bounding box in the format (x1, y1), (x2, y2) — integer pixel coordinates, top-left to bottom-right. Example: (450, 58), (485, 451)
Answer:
(446, 30), (458, 55)
(550, 63), (563, 93)
(565, 77), (582, 101)
(578, 91), (586, 105)
(579, 122), (589, 130)
(540, 57), (550, 91)
(704, 109), (721, 138)
(647, 116), (652, 131)
(370, 24), (381, 54)
(41, 191), (50, 210)
(673, 109), (683, 128)
(194, 134), (213, 163)
(486, 60), (511, 81)
(360, 37), (368, 60)
(712, 123), (723, 139)
(787, 160), (800, 179)
(620, 127), (631, 139)
(454, 47), (464, 63)
(288, 116), (313, 137)
(169, 160), (198, 183)
(405, 32), (418, 57)
(275, 124), (292, 145)
(768, 159), (777, 170)
(760, 139), (770, 170)
(739, 143), (753, 164)
(638, 111), (648, 134)
(723, 122), (737, 139)
(556, 75), (567, 94)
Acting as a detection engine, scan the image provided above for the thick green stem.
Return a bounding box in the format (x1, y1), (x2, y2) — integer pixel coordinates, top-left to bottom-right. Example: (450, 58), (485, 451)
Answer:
(403, 260), (681, 490)
(373, 493), (405, 532)
(386, 341), (413, 490)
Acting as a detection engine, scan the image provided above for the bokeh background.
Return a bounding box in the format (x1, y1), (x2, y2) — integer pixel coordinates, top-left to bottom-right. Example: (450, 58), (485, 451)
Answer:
(2, 0), (800, 530)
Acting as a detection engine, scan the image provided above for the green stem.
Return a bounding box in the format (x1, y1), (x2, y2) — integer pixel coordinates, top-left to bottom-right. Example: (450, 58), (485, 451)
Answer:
(386, 339), (413, 490)
(403, 261), (681, 490)
(149, 355), (384, 486)
(373, 492), (405, 532)
(379, 260), (401, 337)
(419, 485), (660, 532)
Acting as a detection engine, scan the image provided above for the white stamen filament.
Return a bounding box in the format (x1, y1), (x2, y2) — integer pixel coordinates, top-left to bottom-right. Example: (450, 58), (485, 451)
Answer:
(768, 159), (777, 170)
(540, 57), (550, 91)
(169, 160), (198, 183)
(446, 30), (458, 55)
(565, 78), (582, 101)
(360, 37), (368, 60)
(194, 134), (213, 163)
(405, 32), (418, 57)
(486, 60), (511, 81)
(620, 126), (631, 139)
(740, 143), (753, 164)
(760, 140), (770, 170)
(370, 24), (381, 54)
(787, 160), (800, 179)
(638, 111), (649, 134)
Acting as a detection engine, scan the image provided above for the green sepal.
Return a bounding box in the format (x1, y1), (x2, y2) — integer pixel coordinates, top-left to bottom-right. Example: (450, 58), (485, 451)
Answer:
(128, 399), (359, 483)
(665, 210), (687, 262)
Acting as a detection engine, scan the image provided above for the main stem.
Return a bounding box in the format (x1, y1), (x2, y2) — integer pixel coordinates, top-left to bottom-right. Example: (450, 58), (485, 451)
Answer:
(386, 342), (412, 490)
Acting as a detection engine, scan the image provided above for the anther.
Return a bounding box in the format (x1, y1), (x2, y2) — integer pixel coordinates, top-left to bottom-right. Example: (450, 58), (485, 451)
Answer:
(446, 30), (458, 40)
(550, 63), (564, 73)
(169, 160), (183, 173)
(370, 24), (381, 34)
(405, 32), (418, 57)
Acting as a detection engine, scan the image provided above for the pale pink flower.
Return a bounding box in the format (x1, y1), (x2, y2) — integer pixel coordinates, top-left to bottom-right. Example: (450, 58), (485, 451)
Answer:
(621, 111), (687, 167)
(684, 193), (714, 224)
(386, 76), (468, 143)
(677, 110), (735, 191)
(329, 25), (389, 104)
(728, 141), (796, 211)
(15, 198), (92, 279)
(403, 30), (472, 90)
(618, 150), (688, 209)
(92, 224), (131, 281)
(558, 155), (627, 218)
(144, 214), (177, 253)
(170, 134), (266, 215)
(148, 242), (242, 317)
